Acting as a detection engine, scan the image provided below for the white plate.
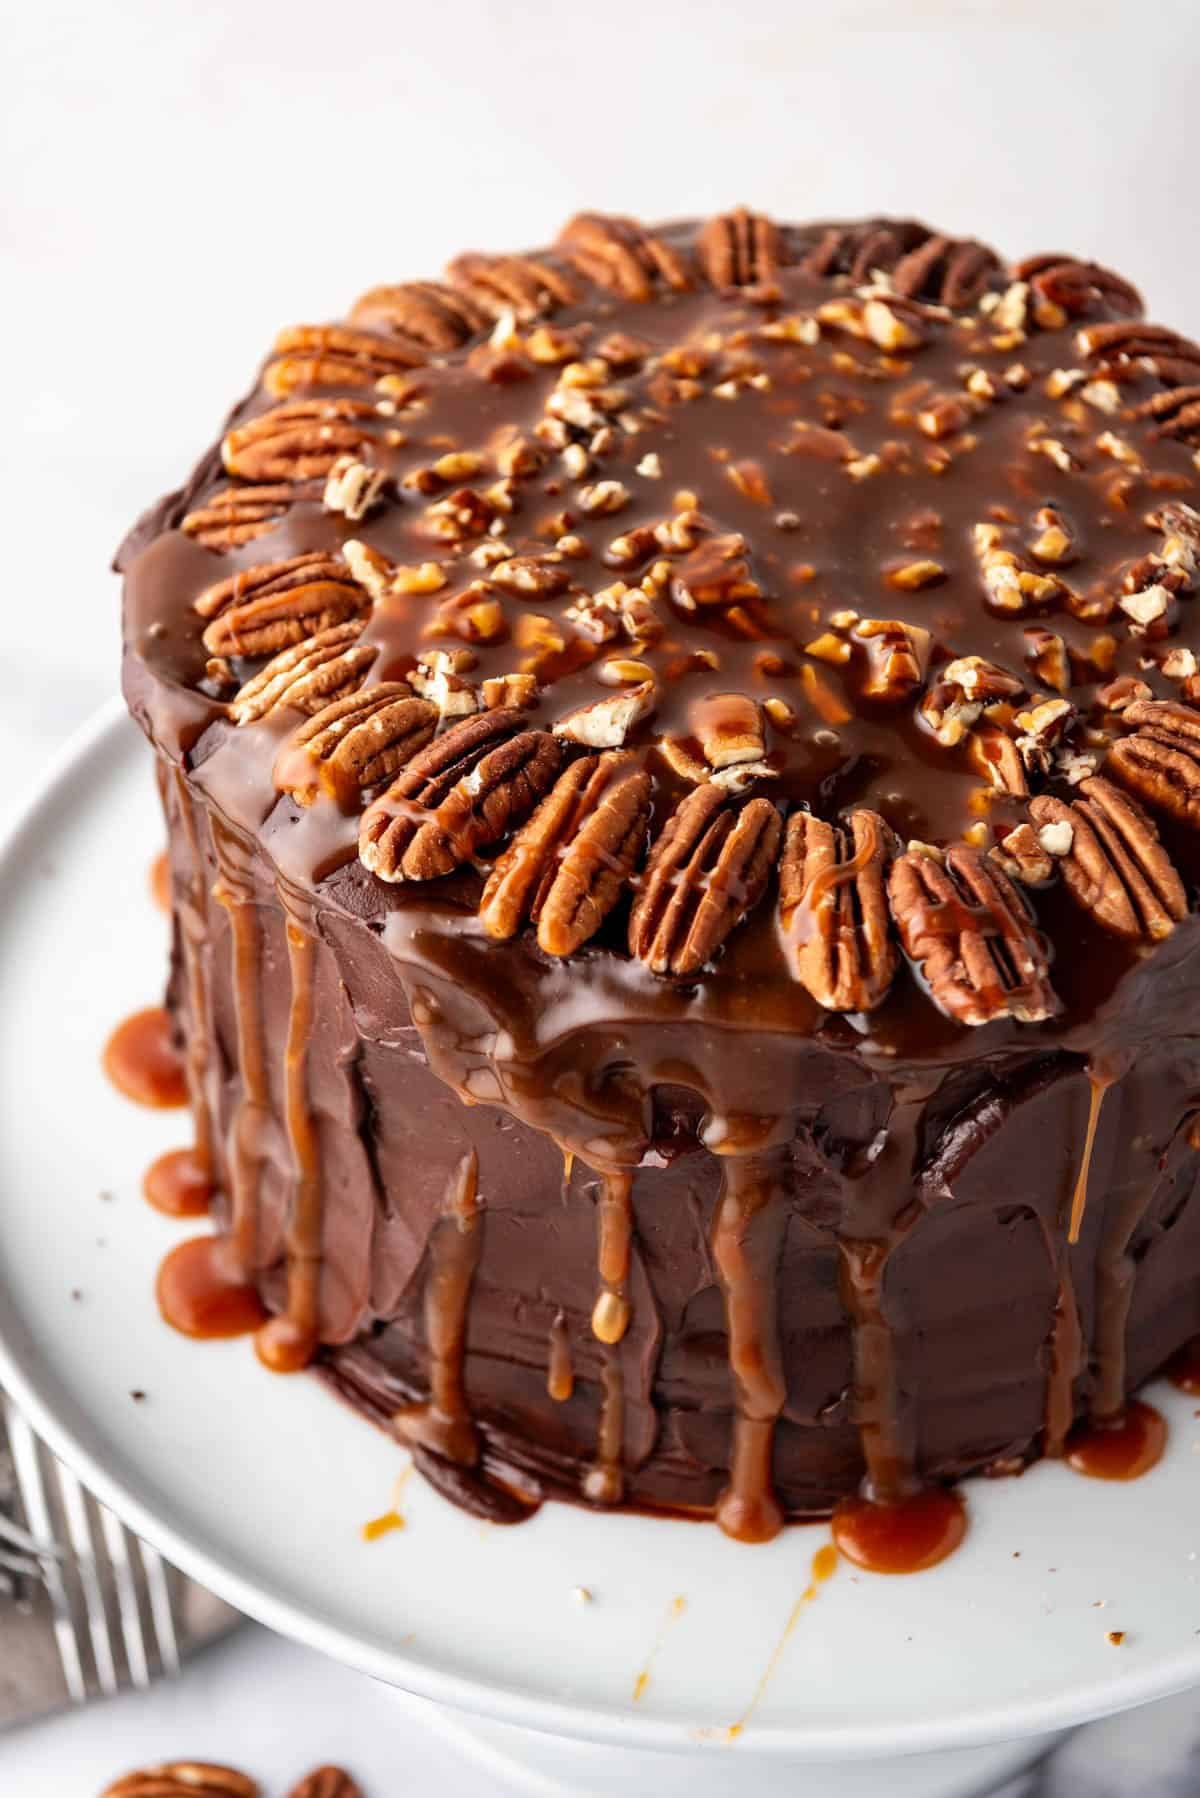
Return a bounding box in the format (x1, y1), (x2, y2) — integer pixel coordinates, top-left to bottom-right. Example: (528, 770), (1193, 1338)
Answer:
(1, 701), (1199, 1763)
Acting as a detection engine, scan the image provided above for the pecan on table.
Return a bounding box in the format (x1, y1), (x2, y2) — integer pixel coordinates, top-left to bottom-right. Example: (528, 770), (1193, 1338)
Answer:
(779, 809), (897, 1011)
(1108, 700), (1200, 830)
(101, 1763), (258, 1797)
(359, 708), (561, 882)
(1030, 777), (1186, 943)
(888, 844), (1059, 1026)
(479, 751), (651, 955)
(628, 785), (782, 977)
(274, 684), (437, 809)
(283, 1768), (363, 1798)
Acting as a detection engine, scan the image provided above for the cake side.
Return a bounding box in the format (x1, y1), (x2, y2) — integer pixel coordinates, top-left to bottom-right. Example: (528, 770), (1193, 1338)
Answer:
(123, 212), (1200, 1541)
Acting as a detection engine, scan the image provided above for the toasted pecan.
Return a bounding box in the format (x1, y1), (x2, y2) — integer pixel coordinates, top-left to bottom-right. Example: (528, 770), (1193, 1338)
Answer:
(1030, 777), (1186, 941)
(779, 809), (897, 1010)
(628, 786), (781, 976)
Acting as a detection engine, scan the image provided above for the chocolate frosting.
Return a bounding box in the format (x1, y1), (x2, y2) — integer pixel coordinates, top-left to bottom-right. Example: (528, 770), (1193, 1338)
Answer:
(120, 212), (1200, 1540)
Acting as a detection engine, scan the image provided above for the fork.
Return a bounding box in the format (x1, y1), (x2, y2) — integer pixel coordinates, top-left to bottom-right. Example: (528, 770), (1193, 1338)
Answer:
(0, 1394), (181, 1703)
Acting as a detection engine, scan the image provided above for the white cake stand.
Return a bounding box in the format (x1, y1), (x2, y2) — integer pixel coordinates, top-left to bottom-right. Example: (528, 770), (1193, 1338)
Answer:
(0, 703), (1196, 1798)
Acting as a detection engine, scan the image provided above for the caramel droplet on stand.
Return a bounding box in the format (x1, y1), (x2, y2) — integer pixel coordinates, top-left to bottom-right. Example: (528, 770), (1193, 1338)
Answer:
(256, 1314), (320, 1374)
(1065, 1399), (1167, 1482)
(157, 1236), (267, 1339)
(831, 1486), (967, 1575)
(149, 850), (171, 914)
(143, 1147), (213, 1218)
(103, 1008), (187, 1108)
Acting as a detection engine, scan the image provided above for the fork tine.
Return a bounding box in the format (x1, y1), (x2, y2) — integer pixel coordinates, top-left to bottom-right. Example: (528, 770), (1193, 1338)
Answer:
(3, 1401), (87, 1702)
(54, 1461), (119, 1697)
(98, 1502), (151, 1688)
(138, 1539), (181, 1678)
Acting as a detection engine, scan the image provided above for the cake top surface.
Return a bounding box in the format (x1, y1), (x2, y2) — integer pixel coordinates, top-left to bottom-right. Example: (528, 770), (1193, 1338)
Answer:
(120, 209), (1200, 1089)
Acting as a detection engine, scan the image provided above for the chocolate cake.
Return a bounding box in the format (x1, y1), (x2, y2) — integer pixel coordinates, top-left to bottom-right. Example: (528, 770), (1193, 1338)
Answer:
(117, 211), (1200, 1549)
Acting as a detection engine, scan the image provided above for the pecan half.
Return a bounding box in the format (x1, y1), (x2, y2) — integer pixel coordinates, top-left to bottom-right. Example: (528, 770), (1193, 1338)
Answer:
(283, 1769), (363, 1798)
(102, 1764), (258, 1797)
(197, 554), (370, 660)
(264, 323), (426, 398)
(696, 209), (783, 288)
(779, 809), (897, 1011)
(1013, 254), (1142, 321)
(360, 709), (561, 882)
(479, 752), (651, 954)
(628, 786), (781, 976)
(888, 844), (1059, 1025)
(274, 684), (436, 808)
(222, 399), (381, 482)
(1108, 700), (1200, 829)
(1030, 777), (1186, 942)
(230, 623), (376, 724)
(557, 213), (693, 300)
(891, 234), (1002, 307)
(349, 279), (490, 347)
(445, 251), (580, 320)
(799, 218), (930, 285)
(181, 482), (313, 550)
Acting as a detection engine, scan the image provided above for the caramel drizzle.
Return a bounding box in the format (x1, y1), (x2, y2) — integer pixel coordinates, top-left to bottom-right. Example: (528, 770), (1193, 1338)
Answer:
(210, 821), (269, 1272)
(168, 768), (215, 1169)
(1092, 1129), (1156, 1424)
(395, 1150), (483, 1466)
(547, 1308), (574, 1402)
(711, 1149), (789, 1543)
(1043, 1272), (1083, 1458)
(838, 1088), (933, 1505)
(1069, 1064), (1115, 1245)
(791, 811), (880, 942)
(256, 916), (323, 1372)
(584, 1168), (633, 1504)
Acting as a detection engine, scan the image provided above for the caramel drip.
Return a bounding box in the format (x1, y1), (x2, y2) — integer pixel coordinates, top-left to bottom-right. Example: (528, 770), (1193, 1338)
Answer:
(723, 1543), (838, 1740)
(547, 1309), (574, 1402)
(584, 1168), (634, 1503)
(631, 1595), (687, 1703)
(838, 1087), (933, 1505)
(711, 1149), (789, 1544)
(1093, 1172), (1155, 1422)
(210, 824), (269, 1273)
(1042, 1273), (1084, 1458)
(256, 918), (322, 1374)
(395, 1151), (483, 1466)
(791, 811), (880, 941)
(169, 769), (215, 1170)
(102, 1008), (187, 1109)
(1069, 1063), (1115, 1245)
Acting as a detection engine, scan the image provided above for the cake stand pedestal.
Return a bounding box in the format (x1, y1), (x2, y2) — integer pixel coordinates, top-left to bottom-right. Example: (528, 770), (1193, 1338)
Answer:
(402, 1690), (1063, 1798)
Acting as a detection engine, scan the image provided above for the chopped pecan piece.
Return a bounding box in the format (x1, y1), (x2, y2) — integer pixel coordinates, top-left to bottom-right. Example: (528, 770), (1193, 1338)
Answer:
(1030, 777), (1186, 941)
(323, 454), (388, 520)
(990, 821), (1055, 886)
(197, 554), (370, 660)
(554, 682), (655, 748)
(488, 556), (570, 598)
(696, 208), (784, 288)
(557, 212), (692, 299)
(348, 279), (490, 346)
(102, 1764), (258, 1797)
(222, 399), (381, 482)
(445, 251), (579, 320)
(670, 534), (762, 608)
(479, 752), (652, 954)
(690, 692), (764, 768)
(229, 623), (376, 724)
(920, 655), (1023, 746)
(628, 786), (782, 976)
(360, 709), (561, 882)
(181, 482), (312, 550)
(779, 809), (897, 1010)
(264, 322), (426, 398)
(968, 725), (1029, 796)
(1023, 628), (1070, 693)
(854, 618), (932, 701)
(274, 684), (436, 809)
(283, 1769), (363, 1798)
(1108, 700), (1200, 829)
(888, 844), (1059, 1025)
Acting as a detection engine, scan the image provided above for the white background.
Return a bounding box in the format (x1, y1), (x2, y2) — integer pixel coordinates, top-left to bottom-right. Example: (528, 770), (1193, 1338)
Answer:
(4, 0), (1200, 1790)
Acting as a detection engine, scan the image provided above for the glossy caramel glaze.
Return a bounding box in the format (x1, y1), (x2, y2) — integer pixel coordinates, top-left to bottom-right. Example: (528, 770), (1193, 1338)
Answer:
(118, 213), (1200, 1546)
